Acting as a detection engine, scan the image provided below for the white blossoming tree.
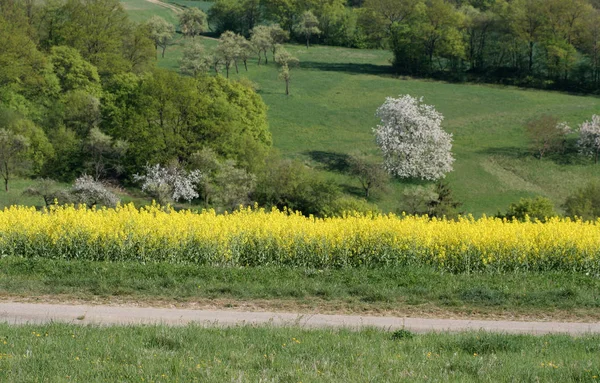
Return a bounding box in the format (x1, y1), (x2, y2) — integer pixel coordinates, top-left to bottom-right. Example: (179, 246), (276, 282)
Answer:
(578, 115), (600, 163)
(134, 164), (203, 205)
(374, 95), (454, 181)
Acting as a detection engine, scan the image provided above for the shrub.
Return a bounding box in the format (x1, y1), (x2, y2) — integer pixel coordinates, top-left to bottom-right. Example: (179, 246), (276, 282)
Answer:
(499, 197), (557, 222)
(563, 182), (600, 220)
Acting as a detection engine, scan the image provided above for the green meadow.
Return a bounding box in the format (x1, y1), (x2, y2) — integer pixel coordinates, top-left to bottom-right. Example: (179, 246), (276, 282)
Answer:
(1, 323), (599, 382)
(122, 0), (600, 215)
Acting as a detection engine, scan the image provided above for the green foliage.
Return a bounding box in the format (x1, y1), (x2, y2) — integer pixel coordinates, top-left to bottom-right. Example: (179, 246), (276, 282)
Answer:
(428, 181), (463, 219)
(178, 7), (208, 38)
(347, 153), (388, 199)
(102, 69), (271, 176)
(295, 10), (321, 48)
(254, 153), (340, 216)
(499, 196), (558, 222)
(563, 182), (600, 220)
(49, 46), (102, 97)
(208, 0), (260, 36)
(398, 184), (438, 215)
(190, 147), (256, 210)
(44, 0), (143, 75)
(179, 41), (212, 76)
(146, 15), (176, 58)
(0, 129), (30, 192)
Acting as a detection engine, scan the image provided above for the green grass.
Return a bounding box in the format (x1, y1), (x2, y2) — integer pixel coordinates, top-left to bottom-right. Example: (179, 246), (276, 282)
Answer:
(3, 257), (600, 320)
(1, 323), (599, 382)
(120, 0), (180, 24)
(164, 0), (213, 12)
(161, 40), (600, 216)
(122, 3), (600, 216)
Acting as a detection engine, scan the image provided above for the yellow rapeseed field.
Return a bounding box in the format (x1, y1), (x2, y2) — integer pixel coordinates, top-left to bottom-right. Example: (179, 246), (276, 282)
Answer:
(0, 204), (598, 272)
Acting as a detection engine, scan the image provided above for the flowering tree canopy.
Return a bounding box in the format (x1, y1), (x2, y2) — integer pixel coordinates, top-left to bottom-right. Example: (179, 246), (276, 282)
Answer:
(134, 164), (203, 204)
(374, 95), (454, 181)
(578, 115), (600, 163)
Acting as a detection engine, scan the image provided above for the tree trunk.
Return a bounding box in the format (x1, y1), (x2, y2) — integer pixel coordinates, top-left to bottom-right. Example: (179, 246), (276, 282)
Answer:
(264, 50), (268, 64)
(257, 53), (261, 65)
(285, 79), (289, 95)
(244, 60), (248, 71)
(226, 64), (229, 78)
(306, 35), (309, 49)
(161, 46), (166, 58)
(234, 60), (239, 74)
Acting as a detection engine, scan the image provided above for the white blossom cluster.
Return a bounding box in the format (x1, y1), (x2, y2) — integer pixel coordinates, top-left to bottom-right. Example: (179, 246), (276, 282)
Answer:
(374, 95), (454, 181)
(71, 175), (119, 207)
(577, 115), (600, 158)
(134, 164), (203, 203)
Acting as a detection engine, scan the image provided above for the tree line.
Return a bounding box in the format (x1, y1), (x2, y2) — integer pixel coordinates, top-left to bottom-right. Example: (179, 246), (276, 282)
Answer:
(0, 0), (270, 192)
(208, 0), (600, 91)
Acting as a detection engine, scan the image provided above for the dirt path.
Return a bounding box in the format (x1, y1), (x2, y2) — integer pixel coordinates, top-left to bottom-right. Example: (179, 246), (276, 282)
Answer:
(146, 0), (182, 14)
(1, 302), (599, 335)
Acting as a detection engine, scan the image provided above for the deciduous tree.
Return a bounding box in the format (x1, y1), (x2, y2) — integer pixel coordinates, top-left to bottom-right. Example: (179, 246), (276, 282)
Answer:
(146, 15), (175, 58)
(373, 95), (454, 180)
(179, 7), (207, 39)
(295, 10), (321, 48)
(275, 47), (299, 95)
(526, 115), (571, 159)
(578, 114), (600, 163)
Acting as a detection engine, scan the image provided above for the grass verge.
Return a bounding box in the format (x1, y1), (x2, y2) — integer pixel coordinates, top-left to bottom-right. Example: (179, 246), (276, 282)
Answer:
(0, 323), (599, 382)
(1, 257), (599, 321)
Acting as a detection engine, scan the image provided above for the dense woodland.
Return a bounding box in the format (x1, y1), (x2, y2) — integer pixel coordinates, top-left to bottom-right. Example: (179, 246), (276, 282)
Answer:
(0, 0), (271, 188)
(210, 0), (600, 91)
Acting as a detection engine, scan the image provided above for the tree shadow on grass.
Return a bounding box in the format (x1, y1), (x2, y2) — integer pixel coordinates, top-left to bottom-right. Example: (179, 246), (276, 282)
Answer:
(479, 143), (589, 165)
(299, 61), (395, 76)
(305, 150), (350, 173)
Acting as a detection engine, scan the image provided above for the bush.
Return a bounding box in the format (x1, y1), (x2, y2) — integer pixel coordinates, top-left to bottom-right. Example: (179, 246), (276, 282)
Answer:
(563, 183), (600, 220)
(253, 154), (339, 217)
(70, 175), (119, 208)
(498, 197), (557, 222)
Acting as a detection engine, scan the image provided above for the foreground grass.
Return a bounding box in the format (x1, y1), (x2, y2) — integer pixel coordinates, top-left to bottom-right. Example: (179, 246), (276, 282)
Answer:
(2, 257), (599, 320)
(1, 323), (599, 382)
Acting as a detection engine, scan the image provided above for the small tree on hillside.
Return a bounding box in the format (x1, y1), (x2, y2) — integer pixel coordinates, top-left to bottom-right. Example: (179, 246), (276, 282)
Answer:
(179, 8), (208, 38)
(526, 115), (571, 159)
(180, 41), (212, 77)
(85, 127), (128, 181)
(578, 115), (600, 163)
(233, 34), (253, 71)
(70, 175), (119, 208)
(250, 25), (272, 65)
(275, 47), (299, 95)
(134, 163), (203, 205)
(295, 10), (321, 48)
(269, 24), (289, 60)
(146, 16), (175, 58)
(347, 152), (389, 199)
(216, 31), (239, 77)
(374, 95), (454, 180)
(0, 129), (29, 192)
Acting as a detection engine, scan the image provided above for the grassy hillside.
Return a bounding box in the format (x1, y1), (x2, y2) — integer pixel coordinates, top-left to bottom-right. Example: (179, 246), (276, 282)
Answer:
(123, 1), (600, 216)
